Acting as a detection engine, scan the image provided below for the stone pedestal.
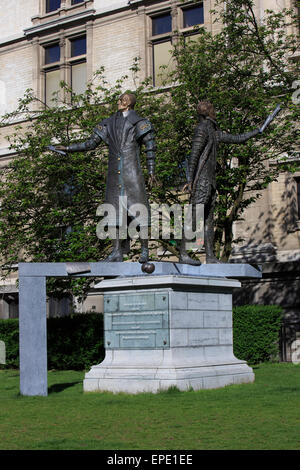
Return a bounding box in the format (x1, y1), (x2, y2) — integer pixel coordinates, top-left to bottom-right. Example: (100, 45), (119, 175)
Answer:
(83, 275), (254, 393)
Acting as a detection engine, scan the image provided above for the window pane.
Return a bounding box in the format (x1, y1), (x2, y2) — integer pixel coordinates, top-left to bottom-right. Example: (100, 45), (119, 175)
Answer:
(71, 0), (84, 4)
(70, 36), (87, 57)
(152, 14), (172, 36)
(46, 0), (61, 13)
(183, 5), (204, 28)
(153, 40), (174, 87)
(45, 44), (60, 64)
(45, 69), (60, 106)
(72, 62), (87, 95)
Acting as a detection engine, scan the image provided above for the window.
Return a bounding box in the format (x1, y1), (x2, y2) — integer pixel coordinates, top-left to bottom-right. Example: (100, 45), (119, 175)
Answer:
(44, 43), (61, 106)
(181, 3), (204, 45)
(46, 0), (61, 13)
(70, 36), (87, 57)
(182, 4), (204, 28)
(45, 0), (84, 14)
(153, 40), (173, 87)
(70, 36), (87, 96)
(71, 62), (87, 96)
(44, 44), (60, 64)
(45, 69), (61, 106)
(151, 13), (174, 87)
(152, 13), (172, 36)
(43, 35), (87, 106)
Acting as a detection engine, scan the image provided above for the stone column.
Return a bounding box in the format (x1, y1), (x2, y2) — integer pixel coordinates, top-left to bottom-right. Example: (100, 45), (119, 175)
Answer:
(19, 275), (47, 396)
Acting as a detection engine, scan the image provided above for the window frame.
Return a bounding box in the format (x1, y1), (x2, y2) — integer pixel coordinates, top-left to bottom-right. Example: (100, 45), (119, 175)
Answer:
(152, 12), (172, 37)
(152, 38), (174, 88)
(44, 43), (61, 65)
(149, 10), (174, 88)
(42, 33), (87, 106)
(181, 3), (204, 29)
(70, 35), (87, 58)
(42, 0), (89, 16)
(148, 3), (206, 88)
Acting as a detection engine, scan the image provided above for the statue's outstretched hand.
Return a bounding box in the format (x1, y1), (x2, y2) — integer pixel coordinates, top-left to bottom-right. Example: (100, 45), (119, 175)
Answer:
(47, 145), (67, 155)
(182, 183), (192, 194)
(55, 145), (67, 152)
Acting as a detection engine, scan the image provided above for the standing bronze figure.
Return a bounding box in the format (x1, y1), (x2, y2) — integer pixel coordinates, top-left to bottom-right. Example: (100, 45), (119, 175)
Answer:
(180, 100), (281, 265)
(49, 93), (156, 263)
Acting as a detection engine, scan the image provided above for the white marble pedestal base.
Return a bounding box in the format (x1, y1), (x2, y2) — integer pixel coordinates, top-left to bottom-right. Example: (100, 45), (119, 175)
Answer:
(83, 275), (254, 393)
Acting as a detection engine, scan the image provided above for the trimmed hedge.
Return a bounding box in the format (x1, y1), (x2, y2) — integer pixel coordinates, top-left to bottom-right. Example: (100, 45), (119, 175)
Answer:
(233, 305), (283, 364)
(0, 305), (283, 369)
(0, 313), (104, 370)
(0, 318), (19, 368)
(47, 313), (104, 370)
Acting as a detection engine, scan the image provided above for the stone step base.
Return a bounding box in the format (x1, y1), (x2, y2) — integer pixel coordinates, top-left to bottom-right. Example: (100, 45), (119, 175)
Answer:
(83, 361), (254, 394)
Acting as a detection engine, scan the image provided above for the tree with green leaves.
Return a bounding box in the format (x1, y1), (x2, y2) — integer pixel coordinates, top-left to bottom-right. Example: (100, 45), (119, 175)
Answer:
(0, 0), (299, 301)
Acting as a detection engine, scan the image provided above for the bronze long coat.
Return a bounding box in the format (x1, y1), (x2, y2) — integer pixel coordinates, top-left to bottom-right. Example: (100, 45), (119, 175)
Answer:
(67, 110), (156, 227)
(187, 116), (259, 205)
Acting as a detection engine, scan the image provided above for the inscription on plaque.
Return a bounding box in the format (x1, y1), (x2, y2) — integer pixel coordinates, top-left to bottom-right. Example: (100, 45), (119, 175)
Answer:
(104, 292), (169, 349)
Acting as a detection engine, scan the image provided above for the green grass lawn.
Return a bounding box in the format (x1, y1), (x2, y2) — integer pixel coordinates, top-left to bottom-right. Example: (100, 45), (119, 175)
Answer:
(0, 363), (300, 450)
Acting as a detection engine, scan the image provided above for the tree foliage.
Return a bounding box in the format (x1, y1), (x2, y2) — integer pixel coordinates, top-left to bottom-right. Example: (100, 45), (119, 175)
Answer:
(0, 0), (299, 300)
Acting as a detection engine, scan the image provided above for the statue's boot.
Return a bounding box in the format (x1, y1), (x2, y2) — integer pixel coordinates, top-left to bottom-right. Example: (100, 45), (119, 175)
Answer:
(106, 236), (123, 262)
(204, 220), (222, 264)
(206, 254), (222, 264)
(139, 238), (149, 264)
(179, 253), (202, 265)
(178, 237), (201, 265)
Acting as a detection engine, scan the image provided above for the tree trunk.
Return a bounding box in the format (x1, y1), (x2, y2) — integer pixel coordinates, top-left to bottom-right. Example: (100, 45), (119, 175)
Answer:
(221, 219), (233, 262)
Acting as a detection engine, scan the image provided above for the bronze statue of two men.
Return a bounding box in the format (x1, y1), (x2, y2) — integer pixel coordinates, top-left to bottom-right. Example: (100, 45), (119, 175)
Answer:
(50, 93), (278, 265)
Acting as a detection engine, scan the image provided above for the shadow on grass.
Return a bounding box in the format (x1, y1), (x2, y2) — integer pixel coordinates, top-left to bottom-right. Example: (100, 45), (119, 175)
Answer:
(48, 381), (81, 394)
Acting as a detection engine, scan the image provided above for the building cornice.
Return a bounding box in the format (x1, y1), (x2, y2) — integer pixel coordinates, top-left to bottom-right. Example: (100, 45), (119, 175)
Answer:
(0, 1), (157, 46)
(0, 34), (28, 48)
(22, 1), (145, 39)
(24, 9), (96, 38)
